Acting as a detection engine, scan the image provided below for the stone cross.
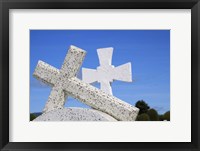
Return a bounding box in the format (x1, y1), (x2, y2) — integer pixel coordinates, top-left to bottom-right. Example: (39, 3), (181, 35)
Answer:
(82, 47), (132, 95)
(33, 45), (139, 121)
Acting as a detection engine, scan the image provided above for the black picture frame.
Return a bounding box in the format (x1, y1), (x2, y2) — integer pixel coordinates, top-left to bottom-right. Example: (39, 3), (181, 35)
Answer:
(0, 0), (200, 151)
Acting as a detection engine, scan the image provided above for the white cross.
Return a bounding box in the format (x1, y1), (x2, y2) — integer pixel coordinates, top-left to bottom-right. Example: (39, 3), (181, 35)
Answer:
(82, 47), (132, 95)
(33, 45), (139, 121)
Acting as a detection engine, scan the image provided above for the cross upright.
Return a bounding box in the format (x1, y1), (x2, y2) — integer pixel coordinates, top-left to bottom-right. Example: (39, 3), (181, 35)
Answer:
(33, 45), (86, 113)
(33, 45), (139, 121)
(82, 47), (132, 95)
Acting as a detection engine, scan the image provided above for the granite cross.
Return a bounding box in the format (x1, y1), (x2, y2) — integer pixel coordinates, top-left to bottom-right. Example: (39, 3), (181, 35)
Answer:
(82, 47), (132, 95)
(33, 45), (139, 121)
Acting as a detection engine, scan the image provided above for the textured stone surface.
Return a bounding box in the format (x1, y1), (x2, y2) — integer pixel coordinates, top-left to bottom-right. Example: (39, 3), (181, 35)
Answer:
(33, 45), (86, 113)
(34, 107), (117, 121)
(33, 45), (139, 121)
(82, 47), (132, 95)
(64, 77), (139, 121)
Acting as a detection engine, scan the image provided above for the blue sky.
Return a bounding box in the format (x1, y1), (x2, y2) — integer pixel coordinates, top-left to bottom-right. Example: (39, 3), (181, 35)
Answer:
(30, 30), (170, 114)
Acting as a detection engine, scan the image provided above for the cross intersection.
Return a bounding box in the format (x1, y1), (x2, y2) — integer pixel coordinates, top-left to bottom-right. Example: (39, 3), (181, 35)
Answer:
(82, 47), (132, 95)
(33, 45), (139, 121)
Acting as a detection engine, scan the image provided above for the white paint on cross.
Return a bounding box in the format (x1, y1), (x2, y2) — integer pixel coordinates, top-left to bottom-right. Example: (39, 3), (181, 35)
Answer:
(33, 45), (139, 121)
(82, 47), (132, 95)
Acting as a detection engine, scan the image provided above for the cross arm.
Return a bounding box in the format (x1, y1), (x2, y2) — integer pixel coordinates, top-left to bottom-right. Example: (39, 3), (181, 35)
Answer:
(33, 60), (59, 87)
(97, 47), (113, 66)
(113, 62), (132, 82)
(63, 77), (139, 121)
(82, 68), (98, 84)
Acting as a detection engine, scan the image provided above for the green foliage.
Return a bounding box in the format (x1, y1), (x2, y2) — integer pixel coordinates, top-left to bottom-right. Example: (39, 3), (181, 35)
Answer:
(30, 113), (36, 121)
(135, 100), (150, 114)
(136, 113), (150, 121)
(163, 111), (170, 121)
(147, 108), (159, 121)
(134, 100), (170, 121)
(159, 114), (164, 121)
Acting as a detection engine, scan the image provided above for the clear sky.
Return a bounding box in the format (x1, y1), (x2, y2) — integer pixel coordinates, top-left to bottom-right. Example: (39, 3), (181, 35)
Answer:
(30, 30), (170, 114)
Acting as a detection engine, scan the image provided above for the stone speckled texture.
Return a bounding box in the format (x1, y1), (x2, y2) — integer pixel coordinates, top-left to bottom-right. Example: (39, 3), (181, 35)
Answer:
(33, 45), (86, 113)
(34, 108), (117, 121)
(33, 45), (139, 121)
(82, 47), (132, 95)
